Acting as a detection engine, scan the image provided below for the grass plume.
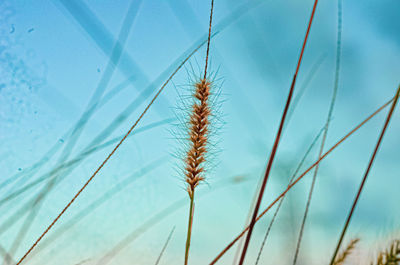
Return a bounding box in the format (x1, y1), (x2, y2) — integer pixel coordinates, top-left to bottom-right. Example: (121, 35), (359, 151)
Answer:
(184, 78), (212, 265)
(183, 1), (215, 264)
(373, 239), (400, 265)
(184, 79), (212, 199)
(333, 238), (359, 265)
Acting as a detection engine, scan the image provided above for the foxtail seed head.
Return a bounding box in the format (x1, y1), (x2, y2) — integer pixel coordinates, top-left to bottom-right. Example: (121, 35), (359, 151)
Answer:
(185, 79), (211, 198)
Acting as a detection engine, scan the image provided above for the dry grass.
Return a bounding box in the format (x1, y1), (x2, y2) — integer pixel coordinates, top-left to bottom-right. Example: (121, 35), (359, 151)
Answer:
(183, 0), (215, 263)
(183, 78), (212, 265)
(333, 238), (360, 265)
(373, 239), (400, 265)
(184, 79), (212, 199)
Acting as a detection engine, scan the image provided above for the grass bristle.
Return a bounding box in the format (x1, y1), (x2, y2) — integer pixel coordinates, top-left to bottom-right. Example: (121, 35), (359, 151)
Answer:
(185, 79), (211, 198)
(333, 238), (359, 265)
(373, 239), (400, 265)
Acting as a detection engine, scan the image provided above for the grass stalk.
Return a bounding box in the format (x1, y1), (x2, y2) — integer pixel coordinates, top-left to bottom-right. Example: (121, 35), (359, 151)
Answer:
(239, 54), (326, 265)
(183, 0), (214, 264)
(98, 176), (248, 265)
(209, 96), (394, 264)
(155, 226), (176, 265)
(185, 195), (195, 265)
(183, 78), (212, 264)
(255, 126), (325, 264)
(14, 23), (201, 265)
(293, 1), (343, 263)
(238, 1), (319, 264)
(329, 85), (400, 265)
(333, 238), (359, 265)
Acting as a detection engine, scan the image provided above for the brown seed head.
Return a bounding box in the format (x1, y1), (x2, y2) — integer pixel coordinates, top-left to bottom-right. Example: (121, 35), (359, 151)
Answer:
(185, 79), (211, 198)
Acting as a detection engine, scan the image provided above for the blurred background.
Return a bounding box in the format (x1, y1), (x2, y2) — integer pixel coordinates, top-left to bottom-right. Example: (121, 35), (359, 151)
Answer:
(0, 0), (399, 264)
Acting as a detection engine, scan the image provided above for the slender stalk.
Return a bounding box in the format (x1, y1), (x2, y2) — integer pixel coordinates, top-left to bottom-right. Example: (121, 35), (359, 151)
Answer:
(97, 176), (247, 265)
(14, 23), (199, 265)
(155, 226), (176, 265)
(238, 1), (319, 264)
(238, 54), (326, 265)
(329, 85), (400, 265)
(185, 196), (195, 265)
(255, 126), (325, 264)
(204, 0), (214, 80)
(15, 159), (164, 263)
(3, 2), (144, 261)
(293, 1), (343, 263)
(209, 96), (394, 265)
(183, 1), (214, 264)
(333, 238), (359, 265)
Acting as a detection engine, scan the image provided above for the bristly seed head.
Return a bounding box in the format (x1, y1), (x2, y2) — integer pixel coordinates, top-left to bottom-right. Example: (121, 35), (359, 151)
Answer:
(185, 78), (211, 198)
(374, 239), (400, 265)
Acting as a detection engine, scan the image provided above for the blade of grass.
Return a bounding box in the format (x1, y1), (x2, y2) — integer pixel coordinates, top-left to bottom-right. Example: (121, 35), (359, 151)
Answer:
(12, 158), (165, 264)
(372, 239), (400, 265)
(329, 85), (400, 265)
(1, 0), (266, 205)
(0, 245), (14, 265)
(55, 0), (152, 94)
(286, 53), (326, 126)
(3, 2), (144, 260)
(0, 28), (218, 239)
(0, 119), (172, 237)
(14, 27), (199, 265)
(254, 125), (325, 264)
(209, 96), (395, 264)
(0, 15), (219, 219)
(0, 74), (137, 201)
(0, 36), (215, 208)
(97, 175), (251, 265)
(1, 21), (222, 213)
(235, 53), (326, 265)
(55, 0), (144, 162)
(155, 226), (176, 265)
(293, 1), (343, 263)
(238, 1), (319, 264)
(252, 54), (326, 262)
(333, 238), (359, 265)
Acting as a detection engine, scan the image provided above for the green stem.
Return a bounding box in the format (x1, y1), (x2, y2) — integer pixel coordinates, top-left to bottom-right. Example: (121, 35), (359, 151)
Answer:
(184, 193), (195, 265)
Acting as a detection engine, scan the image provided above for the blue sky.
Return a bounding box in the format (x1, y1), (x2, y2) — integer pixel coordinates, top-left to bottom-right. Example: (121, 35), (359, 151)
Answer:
(1, 0), (400, 264)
